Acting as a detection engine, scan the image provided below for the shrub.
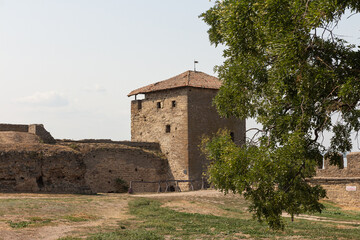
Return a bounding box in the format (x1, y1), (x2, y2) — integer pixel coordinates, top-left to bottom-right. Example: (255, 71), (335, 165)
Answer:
(114, 178), (129, 193)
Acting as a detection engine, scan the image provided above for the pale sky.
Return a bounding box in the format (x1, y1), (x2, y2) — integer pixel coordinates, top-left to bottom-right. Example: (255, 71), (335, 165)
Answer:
(0, 1), (359, 144)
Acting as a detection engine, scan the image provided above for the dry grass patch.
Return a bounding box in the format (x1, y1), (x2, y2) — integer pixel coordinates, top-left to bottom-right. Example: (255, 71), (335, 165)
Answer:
(0, 190), (359, 239)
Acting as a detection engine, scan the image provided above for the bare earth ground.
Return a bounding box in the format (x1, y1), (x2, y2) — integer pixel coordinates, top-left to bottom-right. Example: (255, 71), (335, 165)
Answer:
(0, 190), (359, 240)
(0, 193), (131, 240)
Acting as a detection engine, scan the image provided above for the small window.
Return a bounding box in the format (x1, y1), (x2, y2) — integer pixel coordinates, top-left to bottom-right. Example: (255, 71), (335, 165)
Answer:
(157, 102), (162, 109)
(172, 100), (176, 108)
(317, 157), (324, 169)
(137, 100), (142, 110)
(166, 125), (171, 133)
(230, 132), (235, 142)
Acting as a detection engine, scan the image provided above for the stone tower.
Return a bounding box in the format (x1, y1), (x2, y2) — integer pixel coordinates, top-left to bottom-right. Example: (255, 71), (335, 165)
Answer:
(128, 70), (245, 188)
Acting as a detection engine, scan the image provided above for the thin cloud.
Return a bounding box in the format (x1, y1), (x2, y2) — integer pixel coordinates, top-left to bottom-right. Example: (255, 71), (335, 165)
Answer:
(16, 91), (69, 107)
(84, 84), (107, 93)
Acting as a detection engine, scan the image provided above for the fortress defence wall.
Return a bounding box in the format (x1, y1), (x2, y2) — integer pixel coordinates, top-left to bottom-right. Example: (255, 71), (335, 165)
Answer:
(131, 88), (190, 183)
(0, 124), (29, 132)
(0, 148), (90, 193)
(130, 87), (246, 190)
(309, 178), (360, 207)
(0, 142), (170, 193)
(81, 143), (171, 193)
(60, 139), (160, 151)
(187, 88), (246, 188)
(28, 124), (56, 144)
(0, 123), (56, 144)
(316, 152), (360, 177)
(312, 152), (360, 206)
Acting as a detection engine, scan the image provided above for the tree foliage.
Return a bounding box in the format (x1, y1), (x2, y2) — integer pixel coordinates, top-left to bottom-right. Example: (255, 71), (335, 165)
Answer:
(201, 0), (360, 229)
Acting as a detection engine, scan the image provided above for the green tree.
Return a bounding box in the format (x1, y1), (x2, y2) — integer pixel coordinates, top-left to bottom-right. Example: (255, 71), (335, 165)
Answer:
(201, 0), (360, 229)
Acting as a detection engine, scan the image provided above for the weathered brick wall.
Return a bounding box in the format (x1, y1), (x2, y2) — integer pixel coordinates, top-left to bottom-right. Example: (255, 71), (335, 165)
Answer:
(82, 143), (170, 193)
(0, 124), (29, 133)
(130, 87), (246, 190)
(0, 142), (170, 193)
(28, 124), (56, 144)
(316, 152), (360, 177)
(131, 88), (189, 182)
(309, 178), (360, 206)
(60, 139), (160, 151)
(188, 88), (246, 186)
(0, 146), (89, 193)
(313, 152), (360, 205)
(0, 124), (55, 144)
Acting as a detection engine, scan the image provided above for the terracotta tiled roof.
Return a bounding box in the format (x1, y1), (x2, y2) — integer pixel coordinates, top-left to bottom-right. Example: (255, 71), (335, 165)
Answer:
(128, 70), (221, 96)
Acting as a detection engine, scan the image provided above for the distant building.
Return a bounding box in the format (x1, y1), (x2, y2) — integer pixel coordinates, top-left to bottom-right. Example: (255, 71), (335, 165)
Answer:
(128, 70), (246, 188)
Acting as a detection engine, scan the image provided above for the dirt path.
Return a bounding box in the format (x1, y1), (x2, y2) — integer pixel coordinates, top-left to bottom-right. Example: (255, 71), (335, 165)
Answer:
(281, 213), (360, 225)
(133, 189), (231, 198)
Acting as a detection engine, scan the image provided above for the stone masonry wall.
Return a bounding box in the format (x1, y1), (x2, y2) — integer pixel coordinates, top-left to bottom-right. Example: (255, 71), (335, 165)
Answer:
(309, 178), (360, 207)
(316, 152), (360, 177)
(0, 146), (89, 193)
(130, 87), (246, 190)
(0, 124), (55, 144)
(131, 88), (189, 182)
(61, 139), (160, 151)
(0, 124), (29, 133)
(0, 142), (170, 193)
(187, 88), (246, 187)
(312, 152), (360, 206)
(28, 124), (56, 144)
(81, 143), (170, 193)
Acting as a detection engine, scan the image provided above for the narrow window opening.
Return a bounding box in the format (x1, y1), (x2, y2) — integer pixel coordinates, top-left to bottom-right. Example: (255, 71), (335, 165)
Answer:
(137, 100), (142, 110)
(343, 153), (348, 168)
(166, 125), (171, 133)
(36, 176), (44, 188)
(339, 158), (344, 169)
(157, 102), (162, 109)
(172, 100), (176, 108)
(317, 158), (324, 169)
(230, 132), (235, 142)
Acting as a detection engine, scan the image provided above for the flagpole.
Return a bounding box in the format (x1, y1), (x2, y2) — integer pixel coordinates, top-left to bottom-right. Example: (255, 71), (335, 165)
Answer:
(194, 60), (198, 72)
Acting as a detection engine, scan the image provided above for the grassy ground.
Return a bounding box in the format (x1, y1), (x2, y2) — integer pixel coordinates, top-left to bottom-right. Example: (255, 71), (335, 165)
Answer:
(0, 191), (359, 239)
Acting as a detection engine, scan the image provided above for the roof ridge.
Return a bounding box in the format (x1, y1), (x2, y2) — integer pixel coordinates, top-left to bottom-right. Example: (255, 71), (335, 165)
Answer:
(128, 70), (220, 96)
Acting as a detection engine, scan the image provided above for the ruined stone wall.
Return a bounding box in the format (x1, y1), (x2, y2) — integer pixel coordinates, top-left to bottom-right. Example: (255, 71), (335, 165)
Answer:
(187, 88), (246, 187)
(309, 178), (360, 207)
(80, 143), (170, 193)
(316, 152), (360, 177)
(60, 139), (160, 151)
(131, 88), (189, 182)
(0, 145), (89, 193)
(0, 124), (28, 133)
(0, 124), (55, 144)
(0, 142), (170, 193)
(28, 124), (56, 144)
(312, 152), (360, 206)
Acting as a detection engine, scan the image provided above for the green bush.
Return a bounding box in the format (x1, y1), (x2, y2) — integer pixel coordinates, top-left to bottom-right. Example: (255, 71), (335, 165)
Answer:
(114, 178), (129, 193)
